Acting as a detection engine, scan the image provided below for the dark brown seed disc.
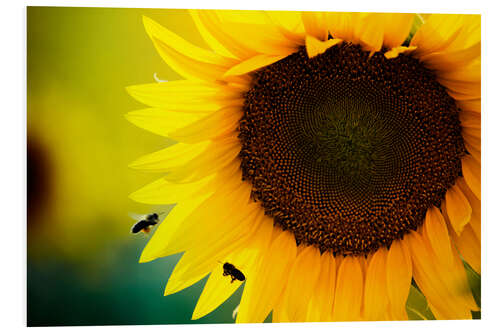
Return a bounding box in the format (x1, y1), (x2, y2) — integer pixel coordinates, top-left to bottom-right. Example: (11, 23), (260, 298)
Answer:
(238, 43), (465, 256)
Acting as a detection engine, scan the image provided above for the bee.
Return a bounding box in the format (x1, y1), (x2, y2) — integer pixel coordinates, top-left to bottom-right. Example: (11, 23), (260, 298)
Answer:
(222, 262), (246, 283)
(130, 212), (163, 234)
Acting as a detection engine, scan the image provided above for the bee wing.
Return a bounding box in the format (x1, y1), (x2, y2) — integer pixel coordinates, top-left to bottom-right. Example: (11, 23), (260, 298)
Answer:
(129, 212), (146, 221)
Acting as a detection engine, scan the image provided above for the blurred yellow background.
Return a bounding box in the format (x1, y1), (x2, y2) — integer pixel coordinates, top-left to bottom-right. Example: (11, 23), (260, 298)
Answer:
(27, 6), (245, 326)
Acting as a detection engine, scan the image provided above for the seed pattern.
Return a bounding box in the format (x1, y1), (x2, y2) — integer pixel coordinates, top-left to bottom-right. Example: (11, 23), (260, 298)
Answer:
(238, 43), (465, 255)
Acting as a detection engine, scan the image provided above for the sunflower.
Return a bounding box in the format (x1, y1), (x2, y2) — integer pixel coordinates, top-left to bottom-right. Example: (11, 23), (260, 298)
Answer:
(126, 11), (481, 322)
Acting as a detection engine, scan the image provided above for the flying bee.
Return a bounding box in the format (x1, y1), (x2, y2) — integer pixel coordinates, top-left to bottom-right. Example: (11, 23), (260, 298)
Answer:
(130, 212), (164, 234)
(221, 262), (246, 283)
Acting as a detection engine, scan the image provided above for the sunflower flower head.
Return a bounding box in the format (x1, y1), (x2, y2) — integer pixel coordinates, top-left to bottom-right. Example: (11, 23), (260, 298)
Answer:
(127, 10), (481, 323)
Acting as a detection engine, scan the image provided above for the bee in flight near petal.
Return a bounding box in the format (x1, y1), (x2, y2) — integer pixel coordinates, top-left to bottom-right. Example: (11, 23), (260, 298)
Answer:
(222, 262), (246, 283)
(130, 212), (163, 234)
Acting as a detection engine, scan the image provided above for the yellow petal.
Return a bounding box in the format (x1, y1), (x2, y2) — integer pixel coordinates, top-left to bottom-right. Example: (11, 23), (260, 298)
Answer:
(126, 81), (242, 111)
(420, 42), (480, 73)
(301, 12), (328, 41)
(169, 106), (243, 143)
(460, 110), (481, 129)
(456, 177), (481, 241)
(129, 176), (212, 205)
(164, 251), (214, 296)
(452, 224), (481, 274)
(457, 99), (481, 113)
(280, 245), (321, 322)
(143, 16), (237, 81)
(438, 61), (481, 82)
(192, 263), (243, 320)
(332, 256), (364, 321)
(125, 108), (204, 137)
(265, 11), (304, 33)
(411, 14), (469, 55)
(236, 229), (297, 323)
(386, 239), (412, 320)
(422, 206), (455, 268)
(306, 252), (336, 322)
(407, 230), (477, 319)
(191, 217), (273, 320)
(384, 46), (417, 59)
(462, 154), (481, 200)
(213, 19), (297, 57)
(129, 141), (210, 172)
(440, 78), (481, 99)
(189, 10), (255, 59)
(444, 184), (472, 235)
(189, 10), (238, 59)
(162, 137), (241, 183)
(168, 207), (262, 283)
(327, 12), (357, 42)
(224, 54), (287, 77)
(380, 13), (415, 48)
(356, 14), (385, 52)
(363, 248), (388, 321)
(151, 177), (256, 258)
(305, 35), (342, 58)
(139, 194), (210, 262)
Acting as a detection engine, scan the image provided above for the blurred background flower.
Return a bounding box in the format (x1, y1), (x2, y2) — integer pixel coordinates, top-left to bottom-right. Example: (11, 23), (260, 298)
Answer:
(27, 7), (246, 326)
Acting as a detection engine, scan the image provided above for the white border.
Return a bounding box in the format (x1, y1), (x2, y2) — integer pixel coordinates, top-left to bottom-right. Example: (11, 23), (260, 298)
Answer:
(3, 0), (499, 332)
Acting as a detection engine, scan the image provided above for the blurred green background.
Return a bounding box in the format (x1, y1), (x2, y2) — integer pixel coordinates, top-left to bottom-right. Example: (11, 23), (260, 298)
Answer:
(27, 6), (247, 326)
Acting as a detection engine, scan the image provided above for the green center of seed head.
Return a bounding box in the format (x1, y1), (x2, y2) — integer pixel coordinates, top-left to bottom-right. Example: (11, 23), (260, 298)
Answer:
(307, 98), (387, 182)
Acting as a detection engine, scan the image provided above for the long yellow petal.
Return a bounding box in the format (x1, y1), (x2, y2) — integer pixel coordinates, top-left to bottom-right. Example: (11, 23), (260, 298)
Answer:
(451, 224), (481, 274)
(167, 208), (262, 284)
(126, 81), (242, 111)
(457, 99), (481, 113)
(384, 46), (416, 59)
(189, 10), (238, 59)
(162, 137), (241, 183)
(456, 177), (481, 241)
(407, 230), (477, 319)
(165, 207), (263, 297)
(236, 229), (297, 323)
(332, 256), (364, 321)
(411, 14), (468, 55)
(224, 54), (287, 77)
(143, 16), (237, 81)
(422, 206), (455, 268)
(439, 78), (481, 98)
(444, 184), (472, 235)
(129, 141), (210, 172)
(280, 245), (321, 322)
(139, 194), (210, 262)
(327, 12), (356, 42)
(301, 12), (328, 41)
(420, 42), (480, 73)
(306, 252), (336, 322)
(462, 154), (481, 200)
(151, 177), (256, 258)
(305, 35), (342, 58)
(380, 13), (415, 48)
(189, 10), (255, 59)
(460, 110), (481, 129)
(125, 108), (204, 137)
(191, 216), (273, 320)
(213, 17), (297, 56)
(129, 176), (212, 205)
(363, 248), (389, 321)
(386, 239), (412, 320)
(169, 106), (242, 144)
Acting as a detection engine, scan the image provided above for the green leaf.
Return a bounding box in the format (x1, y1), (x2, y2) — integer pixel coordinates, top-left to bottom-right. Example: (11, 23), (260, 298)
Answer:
(406, 284), (436, 320)
(404, 14), (425, 45)
(463, 261), (481, 319)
